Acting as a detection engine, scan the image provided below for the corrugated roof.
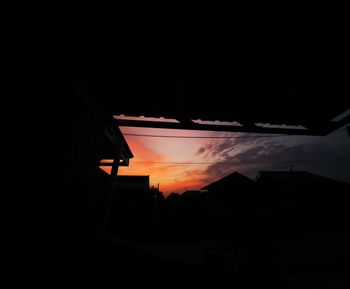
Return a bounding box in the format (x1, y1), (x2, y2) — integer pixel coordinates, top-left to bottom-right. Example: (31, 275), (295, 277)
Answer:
(64, 3), (349, 135)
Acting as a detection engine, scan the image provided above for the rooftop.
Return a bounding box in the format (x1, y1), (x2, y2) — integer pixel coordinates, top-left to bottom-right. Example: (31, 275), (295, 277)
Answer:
(255, 171), (350, 185)
(202, 172), (254, 190)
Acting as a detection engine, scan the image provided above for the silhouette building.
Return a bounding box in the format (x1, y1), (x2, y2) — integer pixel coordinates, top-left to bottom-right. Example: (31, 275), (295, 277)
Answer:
(53, 96), (134, 240)
(255, 170), (350, 235)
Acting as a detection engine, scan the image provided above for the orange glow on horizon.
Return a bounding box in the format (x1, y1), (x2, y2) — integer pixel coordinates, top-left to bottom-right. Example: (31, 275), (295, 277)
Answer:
(99, 122), (350, 195)
(99, 126), (220, 196)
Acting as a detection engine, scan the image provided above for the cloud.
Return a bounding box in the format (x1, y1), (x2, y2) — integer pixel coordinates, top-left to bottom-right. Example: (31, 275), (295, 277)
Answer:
(196, 143), (214, 158)
(200, 136), (348, 184)
(108, 127), (350, 195)
(196, 146), (206, 155)
(196, 133), (268, 160)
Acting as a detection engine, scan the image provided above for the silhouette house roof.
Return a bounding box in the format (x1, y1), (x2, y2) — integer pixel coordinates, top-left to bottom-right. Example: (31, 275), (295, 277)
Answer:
(202, 172), (254, 191)
(115, 175), (150, 190)
(116, 175), (149, 184)
(181, 190), (202, 197)
(66, 3), (349, 136)
(255, 171), (349, 185)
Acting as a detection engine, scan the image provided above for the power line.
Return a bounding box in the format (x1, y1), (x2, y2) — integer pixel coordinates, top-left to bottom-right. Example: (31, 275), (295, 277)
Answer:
(123, 133), (285, 139)
(117, 158), (350, 165)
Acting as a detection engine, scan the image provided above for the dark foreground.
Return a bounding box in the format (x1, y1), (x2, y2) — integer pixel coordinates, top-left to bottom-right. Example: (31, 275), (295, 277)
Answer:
(22, 234), (350, 289)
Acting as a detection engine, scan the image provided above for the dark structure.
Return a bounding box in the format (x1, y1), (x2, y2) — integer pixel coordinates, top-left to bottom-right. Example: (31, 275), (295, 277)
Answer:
(59, 3), (349, 138)
(51, 3), (350, 286)
(109, 3), (349, 136)
(105, 174), (164, 240)
(53, 2), (349, 241)
(200, 172), (257, 240)
(115, 175), (150, 191)
(202, 172), (255, 192)
(255, 171), (350, 235)
(255, 170), (350, 186)
(53, 93), (134, 240)
(202, 172), (256, 225)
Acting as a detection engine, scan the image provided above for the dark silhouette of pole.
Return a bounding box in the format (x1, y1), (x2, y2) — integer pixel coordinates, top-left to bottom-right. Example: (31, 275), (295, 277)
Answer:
(150, 190), (157, 241)
(98, 138), (122, 238)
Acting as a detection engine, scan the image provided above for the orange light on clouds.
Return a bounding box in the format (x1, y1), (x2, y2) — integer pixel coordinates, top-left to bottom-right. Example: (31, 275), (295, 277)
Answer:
(101, 123), (350, 193)
(99, 126), (221, 196)
(118, 133), (210, 195)
(99, 125), (250, 196)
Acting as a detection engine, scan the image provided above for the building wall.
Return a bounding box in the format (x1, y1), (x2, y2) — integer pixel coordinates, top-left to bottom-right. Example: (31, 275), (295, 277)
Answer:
(115, 176), (150, 190)
(53, 86), (109, 240)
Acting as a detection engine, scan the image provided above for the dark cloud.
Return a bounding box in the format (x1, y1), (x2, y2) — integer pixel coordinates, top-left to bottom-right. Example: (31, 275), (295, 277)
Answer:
(196, 146), (206, 155)
(196, 134), (262, 160)
(195, 130), (350, 188)
(231, 142), (323, 165)
(215, 139), (237, 155)
(196, 143), (214, 158)
(201, 137), (350, 185)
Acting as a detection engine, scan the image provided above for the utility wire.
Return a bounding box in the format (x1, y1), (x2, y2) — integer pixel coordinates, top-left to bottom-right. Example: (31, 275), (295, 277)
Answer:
(113, 158), (350, 165)
(123, 134), (285, 139)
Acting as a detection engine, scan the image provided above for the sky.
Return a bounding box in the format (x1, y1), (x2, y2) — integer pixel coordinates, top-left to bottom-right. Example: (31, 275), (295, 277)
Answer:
(101, 121), (350, 197)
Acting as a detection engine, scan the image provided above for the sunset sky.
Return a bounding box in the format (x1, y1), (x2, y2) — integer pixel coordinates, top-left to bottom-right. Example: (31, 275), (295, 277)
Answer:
(102, 121), (350, 197)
